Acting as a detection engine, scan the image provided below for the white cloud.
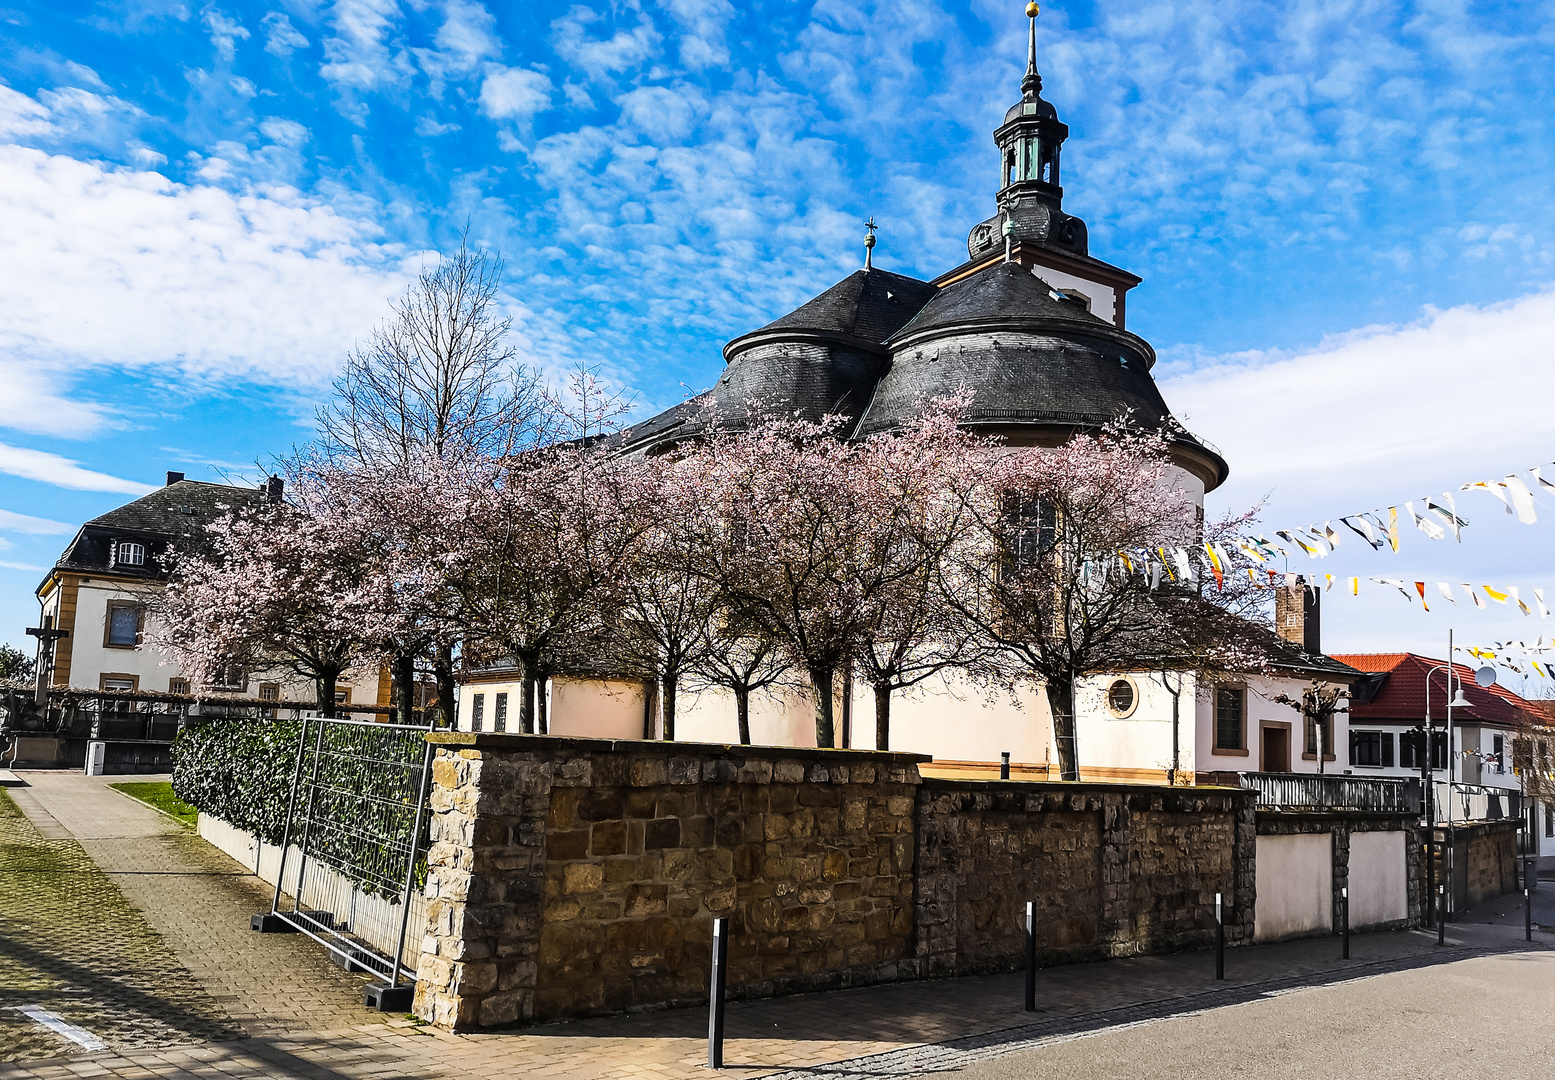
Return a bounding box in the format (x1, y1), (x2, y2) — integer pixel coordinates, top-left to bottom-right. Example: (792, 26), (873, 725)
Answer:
(551, 6), (661, 83)
(660, 0), (735, 71)
(258, 117), (310, 147)
(261, 11), (310, 57)
(0, 561), (45, 573)
(0, 143), (417, 414)
(0, 84), (52, 139)
(0, 443), (155, 494)
(415, 116), (461, 136)
(0, 509), (75, 535)
(479, 65), (553, 121)
(319, 0), (414, 117)
(0, 356), (108, 437)
(1167, 289), (1555, 509)
(202, 7), (252, 60)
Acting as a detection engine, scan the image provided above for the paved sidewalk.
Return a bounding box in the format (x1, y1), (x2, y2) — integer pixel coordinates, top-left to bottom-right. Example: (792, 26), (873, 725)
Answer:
(1, 771), (1550, 1080)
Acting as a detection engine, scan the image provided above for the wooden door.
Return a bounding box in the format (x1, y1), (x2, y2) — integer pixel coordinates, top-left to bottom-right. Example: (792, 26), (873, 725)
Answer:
(1262, 726), (1290, 772)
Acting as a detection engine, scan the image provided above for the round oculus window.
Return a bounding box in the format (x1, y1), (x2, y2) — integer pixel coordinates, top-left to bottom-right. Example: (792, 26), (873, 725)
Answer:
(1107, 678), (1136, 718)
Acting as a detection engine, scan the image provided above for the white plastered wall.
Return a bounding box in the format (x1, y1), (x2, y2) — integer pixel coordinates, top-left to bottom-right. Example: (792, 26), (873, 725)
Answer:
(1070, 671), (1197, 779)
(1348, 830), (1409, 927)
(55, 578), (380, 704)
(1027, 264), (1118, 326)
(550, 679), (646, 740)
(1196, 673), (1351, 775)
(1255, 833), (1333, 941)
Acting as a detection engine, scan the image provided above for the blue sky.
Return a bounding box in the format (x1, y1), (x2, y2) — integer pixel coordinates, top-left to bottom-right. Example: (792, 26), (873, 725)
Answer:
(1, 0), (1554, 678)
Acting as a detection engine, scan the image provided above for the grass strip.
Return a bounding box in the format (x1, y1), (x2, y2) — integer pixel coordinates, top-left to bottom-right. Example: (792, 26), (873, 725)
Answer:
(109, 781), (198, 828)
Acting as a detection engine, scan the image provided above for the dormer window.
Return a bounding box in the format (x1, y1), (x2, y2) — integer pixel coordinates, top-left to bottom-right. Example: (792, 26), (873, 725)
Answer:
(114, 541), (146, 567)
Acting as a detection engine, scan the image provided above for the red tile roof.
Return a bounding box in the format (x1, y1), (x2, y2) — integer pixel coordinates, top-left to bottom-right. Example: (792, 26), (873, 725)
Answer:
(1331, 652), (1536, 727)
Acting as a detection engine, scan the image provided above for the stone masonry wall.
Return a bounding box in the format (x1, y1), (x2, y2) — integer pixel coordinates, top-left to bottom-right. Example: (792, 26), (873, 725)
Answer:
(414, 735), (1425, 1032)
(414, 734), (925, 1029)
(1460, 820), (1517, 910)
(915, 782), (1255, 976)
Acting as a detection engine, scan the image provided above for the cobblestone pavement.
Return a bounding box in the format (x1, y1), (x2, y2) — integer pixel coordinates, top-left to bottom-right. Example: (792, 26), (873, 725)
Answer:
(1, 772), (1550, 1079)
(0, 787), (240, 1062)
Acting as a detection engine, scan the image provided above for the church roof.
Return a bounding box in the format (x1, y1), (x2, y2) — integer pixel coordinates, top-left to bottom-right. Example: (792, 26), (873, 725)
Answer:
(889, 259), (1116, 345)
(723, 268), (936, 359)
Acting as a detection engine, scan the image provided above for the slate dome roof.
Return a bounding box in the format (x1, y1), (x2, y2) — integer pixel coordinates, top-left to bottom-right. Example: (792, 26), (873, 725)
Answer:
(853, 262), (1228, 489)
(614, 268), (937, 454)
(723, 268), (938, 357)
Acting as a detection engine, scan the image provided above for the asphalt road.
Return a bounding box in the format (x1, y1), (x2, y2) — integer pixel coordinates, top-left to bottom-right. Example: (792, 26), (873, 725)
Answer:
(957, 948), (1555, 1079)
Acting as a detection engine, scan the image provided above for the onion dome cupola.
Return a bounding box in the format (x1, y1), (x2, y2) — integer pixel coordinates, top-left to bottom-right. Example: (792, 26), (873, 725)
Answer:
(965, 5), (1091, 268)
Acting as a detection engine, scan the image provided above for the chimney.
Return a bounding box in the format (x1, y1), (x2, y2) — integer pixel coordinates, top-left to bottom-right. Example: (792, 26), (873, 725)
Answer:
(166, 471), (185, 486)
(1275, 580), (1321, 654)
(265, 476), (284, 503)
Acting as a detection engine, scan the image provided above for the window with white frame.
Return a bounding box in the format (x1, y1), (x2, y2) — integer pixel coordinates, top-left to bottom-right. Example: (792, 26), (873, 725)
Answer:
(114, 541), (146, 567)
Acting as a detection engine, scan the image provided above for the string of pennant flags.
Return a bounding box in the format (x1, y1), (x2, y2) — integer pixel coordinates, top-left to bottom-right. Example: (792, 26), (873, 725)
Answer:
(1103, 543), (1553, 622)
(1233, 460), (1555, 562)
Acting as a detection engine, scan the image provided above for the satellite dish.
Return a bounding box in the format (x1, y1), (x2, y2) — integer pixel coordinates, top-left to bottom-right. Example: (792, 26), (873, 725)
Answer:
(1474, 665), (1497, 688)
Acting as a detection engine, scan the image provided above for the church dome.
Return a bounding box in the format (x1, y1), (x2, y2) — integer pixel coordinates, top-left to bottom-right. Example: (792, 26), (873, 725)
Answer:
(854, 262), (1228, 490)
(614, 268), (935, 454)
(700, 268), (936, 432)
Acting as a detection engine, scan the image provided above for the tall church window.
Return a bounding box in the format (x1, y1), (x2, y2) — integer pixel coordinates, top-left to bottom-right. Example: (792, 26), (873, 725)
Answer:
(1001, 493), (1056, 571)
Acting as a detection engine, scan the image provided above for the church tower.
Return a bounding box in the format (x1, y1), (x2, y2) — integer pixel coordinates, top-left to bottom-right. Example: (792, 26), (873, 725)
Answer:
(947, 3), (1141, 329)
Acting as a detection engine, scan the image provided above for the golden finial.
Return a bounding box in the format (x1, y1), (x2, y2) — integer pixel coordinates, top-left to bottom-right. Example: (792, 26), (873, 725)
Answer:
(1027, 2), (1039, 16)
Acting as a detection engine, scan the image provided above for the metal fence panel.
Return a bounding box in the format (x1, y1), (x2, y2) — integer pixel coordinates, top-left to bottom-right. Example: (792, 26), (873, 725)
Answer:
(269, 716), (433, 988)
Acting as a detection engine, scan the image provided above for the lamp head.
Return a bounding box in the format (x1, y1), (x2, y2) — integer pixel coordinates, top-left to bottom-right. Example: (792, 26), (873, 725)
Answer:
(1449, 688), (1472, 709)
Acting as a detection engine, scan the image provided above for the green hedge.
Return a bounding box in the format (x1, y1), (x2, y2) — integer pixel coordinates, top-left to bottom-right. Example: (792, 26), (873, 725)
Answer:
(172, 718), (429, 902)
(172, 718), (301, 846)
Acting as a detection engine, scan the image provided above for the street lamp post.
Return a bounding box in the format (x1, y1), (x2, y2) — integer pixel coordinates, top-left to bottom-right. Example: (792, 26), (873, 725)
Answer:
(1423, 631), (1472, 925)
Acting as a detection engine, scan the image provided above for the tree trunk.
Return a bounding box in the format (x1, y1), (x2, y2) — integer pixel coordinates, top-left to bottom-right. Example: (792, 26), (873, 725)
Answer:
(433, 644), (456, 729)
(1046, 675), (1079, 781)
(316, 670), (339, 719)
(392, 653), (416, 727)
(521, 672), (536, 734)
(810, 664), (836, 748)
(735, 686), (751, 745)
(661, 672), (677, 741)
(874, 678), (892, 752)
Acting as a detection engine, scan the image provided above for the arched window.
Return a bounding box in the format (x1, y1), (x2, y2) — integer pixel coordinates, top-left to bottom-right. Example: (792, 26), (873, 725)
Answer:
(115, 541), (146, 567)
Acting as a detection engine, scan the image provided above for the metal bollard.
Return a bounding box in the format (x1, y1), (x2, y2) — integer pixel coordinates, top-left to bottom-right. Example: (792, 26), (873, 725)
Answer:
(1527, 888), (1533, 943)
(1215, 893), (1225, 980)
(1024, 901), (1037, 1011)
(1437, 886), (1446, 946)
(707, 917), (729, 1069)
(1341, 886), (1349, 960)
(1001, 752), (1011, 780)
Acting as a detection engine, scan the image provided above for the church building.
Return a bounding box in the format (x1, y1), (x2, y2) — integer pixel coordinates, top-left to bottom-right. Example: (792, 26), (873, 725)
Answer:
(459, 8), (1356, 783)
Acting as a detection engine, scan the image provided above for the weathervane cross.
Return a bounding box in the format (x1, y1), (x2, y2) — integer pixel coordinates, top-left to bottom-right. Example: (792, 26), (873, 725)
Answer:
(863, 216), (878, 270)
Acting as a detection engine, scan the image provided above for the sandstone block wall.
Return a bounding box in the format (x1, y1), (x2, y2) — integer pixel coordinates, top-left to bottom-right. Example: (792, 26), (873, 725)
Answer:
(1445, 819), (1518, 911)
(413, 735), (1423, 1032)
(413, 734), (925, 1030)
(915, 782), (1254, 976)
